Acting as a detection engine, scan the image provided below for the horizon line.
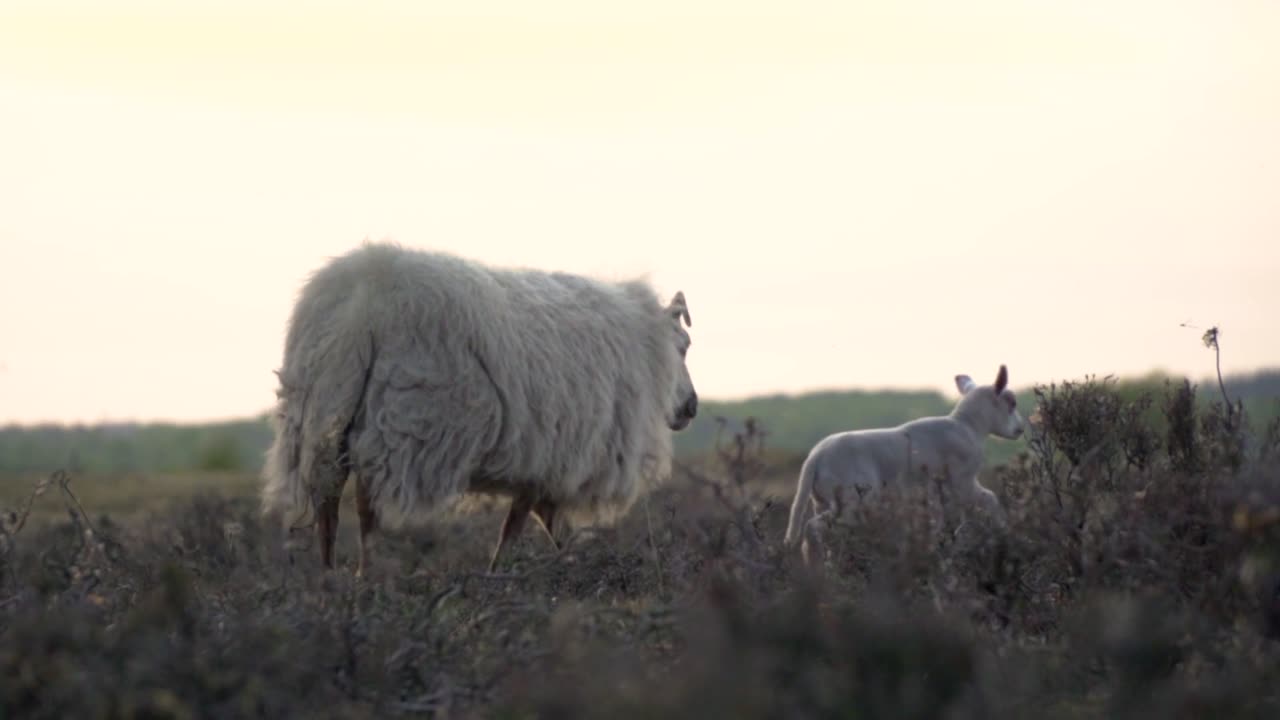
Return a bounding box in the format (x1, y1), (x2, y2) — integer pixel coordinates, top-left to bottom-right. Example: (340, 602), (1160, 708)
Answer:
(3, 364), (1276, 430)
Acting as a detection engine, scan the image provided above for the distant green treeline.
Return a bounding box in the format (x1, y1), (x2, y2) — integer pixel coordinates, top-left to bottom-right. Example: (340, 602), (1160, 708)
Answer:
(2, 369), (1277, 479)
(684, 369), (1280, 467)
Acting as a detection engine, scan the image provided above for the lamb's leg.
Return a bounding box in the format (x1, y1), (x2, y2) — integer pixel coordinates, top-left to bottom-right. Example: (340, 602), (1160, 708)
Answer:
(530, 498), (562, 550)
(800, 508), (832, 571)
(355, 477), (378, 578)
(969, 477), (1008, 527)
(317, 495), (341, 570)
(488, 493), (534, 573)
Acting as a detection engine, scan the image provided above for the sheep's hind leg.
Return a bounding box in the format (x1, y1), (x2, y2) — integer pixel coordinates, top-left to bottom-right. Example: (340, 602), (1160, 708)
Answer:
(488, 493), (534, 573)
(317, 495), (341, 570)
(355, 477), (378, 578)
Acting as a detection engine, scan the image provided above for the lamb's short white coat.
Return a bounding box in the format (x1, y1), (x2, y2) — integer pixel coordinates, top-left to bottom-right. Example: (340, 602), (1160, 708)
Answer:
(783, 365), (1025, 558)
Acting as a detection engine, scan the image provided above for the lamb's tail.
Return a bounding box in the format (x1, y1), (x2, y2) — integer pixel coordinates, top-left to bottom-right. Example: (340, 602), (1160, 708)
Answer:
(783, 454), (820, 547)
(261, 318), (376, 528)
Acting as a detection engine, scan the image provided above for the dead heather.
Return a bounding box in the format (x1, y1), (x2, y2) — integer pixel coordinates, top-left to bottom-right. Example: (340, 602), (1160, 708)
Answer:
(1, 379), (1278, 719)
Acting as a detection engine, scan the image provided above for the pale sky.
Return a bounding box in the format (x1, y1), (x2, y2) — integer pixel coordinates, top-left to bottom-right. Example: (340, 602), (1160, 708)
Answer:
(1, 0), (1277, 425)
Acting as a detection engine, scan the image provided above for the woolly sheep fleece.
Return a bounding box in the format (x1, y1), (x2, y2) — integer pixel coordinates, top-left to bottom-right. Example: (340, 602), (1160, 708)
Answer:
(261, 241), (693, 531)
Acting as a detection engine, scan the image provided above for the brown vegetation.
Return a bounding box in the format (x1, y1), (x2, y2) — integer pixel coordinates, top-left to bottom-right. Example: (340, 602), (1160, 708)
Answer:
(2, 375), (1278, 718)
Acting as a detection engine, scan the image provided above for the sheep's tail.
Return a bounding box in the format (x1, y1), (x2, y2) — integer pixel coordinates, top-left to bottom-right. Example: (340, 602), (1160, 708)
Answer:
(261, 322), (376, 528)
(783, 454), (820, 547)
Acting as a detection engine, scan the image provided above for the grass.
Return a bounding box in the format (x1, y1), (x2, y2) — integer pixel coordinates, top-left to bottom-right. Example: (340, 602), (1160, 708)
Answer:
(0, 471), (261, 528)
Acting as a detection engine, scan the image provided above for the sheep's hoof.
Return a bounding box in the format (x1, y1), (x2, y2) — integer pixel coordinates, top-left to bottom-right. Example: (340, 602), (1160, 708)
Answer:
(319, 570), (344, 594)
(355, 562), (382, 582)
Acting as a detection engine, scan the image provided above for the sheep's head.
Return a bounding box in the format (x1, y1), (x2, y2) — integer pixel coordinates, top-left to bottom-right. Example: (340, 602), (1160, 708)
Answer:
(664, 291), (698, 431)
(954, 364), (1025, 440)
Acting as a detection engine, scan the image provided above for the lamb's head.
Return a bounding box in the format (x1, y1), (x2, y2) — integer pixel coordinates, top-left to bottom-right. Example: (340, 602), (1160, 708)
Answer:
(664, 291), (698, 431)
(953, 364), (1025, 440)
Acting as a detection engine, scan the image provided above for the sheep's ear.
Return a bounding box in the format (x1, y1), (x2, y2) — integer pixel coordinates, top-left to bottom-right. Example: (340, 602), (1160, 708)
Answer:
(667, 291), (691, 327)
(955, 374), (976, 395)
(993, 364), (1008, 394)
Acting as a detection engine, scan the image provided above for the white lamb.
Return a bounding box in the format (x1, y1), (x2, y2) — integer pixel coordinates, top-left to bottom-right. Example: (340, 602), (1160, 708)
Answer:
(783, 365), (1025, 564)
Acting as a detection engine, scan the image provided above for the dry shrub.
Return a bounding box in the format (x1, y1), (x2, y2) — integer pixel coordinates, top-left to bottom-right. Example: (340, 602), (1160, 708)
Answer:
(1, 377), (1278, 718)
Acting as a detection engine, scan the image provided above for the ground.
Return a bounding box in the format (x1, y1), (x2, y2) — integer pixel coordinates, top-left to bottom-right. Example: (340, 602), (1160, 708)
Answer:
(2, 381), (1279, 719)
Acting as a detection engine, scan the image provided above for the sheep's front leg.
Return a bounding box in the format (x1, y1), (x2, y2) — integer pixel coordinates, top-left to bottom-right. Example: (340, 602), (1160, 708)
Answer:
(531, 498), (562, 550)
(488, 493), (534, 573)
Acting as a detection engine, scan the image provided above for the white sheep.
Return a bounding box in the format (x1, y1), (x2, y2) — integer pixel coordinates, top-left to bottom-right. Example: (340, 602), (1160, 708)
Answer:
(260, 241), (699, 575)
(783, 365), (1025, 565)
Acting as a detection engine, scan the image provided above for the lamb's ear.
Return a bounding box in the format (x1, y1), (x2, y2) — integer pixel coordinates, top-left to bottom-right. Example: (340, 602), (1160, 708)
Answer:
(993, 364), (1008, 394)
(955, 374), (976, 395)
(667, 291), (691, 327)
